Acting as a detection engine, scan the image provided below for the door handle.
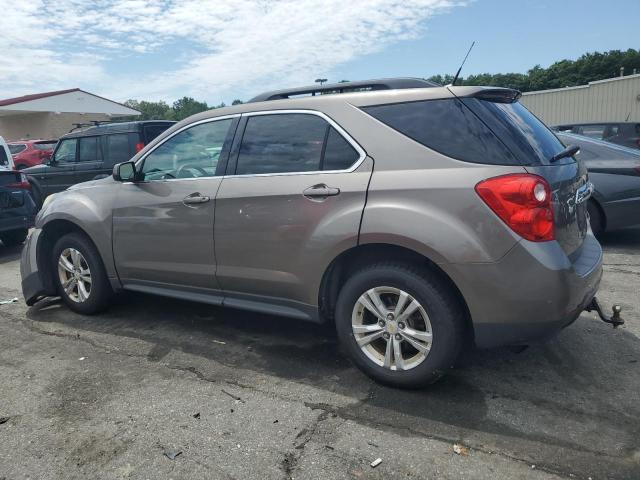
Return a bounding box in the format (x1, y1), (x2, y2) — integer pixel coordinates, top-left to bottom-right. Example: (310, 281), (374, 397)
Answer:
(303, 184), (341, 200)
(183, 193), (210, 205)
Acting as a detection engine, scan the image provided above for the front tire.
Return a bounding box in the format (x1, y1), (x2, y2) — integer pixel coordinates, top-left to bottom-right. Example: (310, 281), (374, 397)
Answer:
(0, 228), (28, 247)
(335, 263), (465, 388)
(52, 232), (112, 314)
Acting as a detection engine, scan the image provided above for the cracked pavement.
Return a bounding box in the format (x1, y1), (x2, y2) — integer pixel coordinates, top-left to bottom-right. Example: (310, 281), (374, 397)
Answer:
(0, 229), (639, 479)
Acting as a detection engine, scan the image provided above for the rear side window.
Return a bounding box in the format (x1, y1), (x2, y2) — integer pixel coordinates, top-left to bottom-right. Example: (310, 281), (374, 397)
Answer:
(363, 99), (519, 165)
(105, 134), (132, 164)
(78, 136), (101, 162)
(9, 144), (26, 154)
(322, 127), (360, 171)
(236, 114), (327, 175)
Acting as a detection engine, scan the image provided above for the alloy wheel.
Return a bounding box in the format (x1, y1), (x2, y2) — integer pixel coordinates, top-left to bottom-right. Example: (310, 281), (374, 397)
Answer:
(57, 248), (92, 303)
(351, 286), (433, 371)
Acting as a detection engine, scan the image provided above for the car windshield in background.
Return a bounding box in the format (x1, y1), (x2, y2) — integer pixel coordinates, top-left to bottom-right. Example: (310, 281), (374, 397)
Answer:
(33, 142), (56, 150)
(462, 99), (571, 165)
(8, 144), (26, 154)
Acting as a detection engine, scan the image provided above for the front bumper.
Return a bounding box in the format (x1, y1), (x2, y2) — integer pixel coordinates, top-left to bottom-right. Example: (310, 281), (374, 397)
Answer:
(20, 228), (56, 306)
(448, 233), (603, 348)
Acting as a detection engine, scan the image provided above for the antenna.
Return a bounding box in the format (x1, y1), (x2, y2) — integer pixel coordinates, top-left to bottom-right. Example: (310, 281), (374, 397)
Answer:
(451, 41), (475, 86)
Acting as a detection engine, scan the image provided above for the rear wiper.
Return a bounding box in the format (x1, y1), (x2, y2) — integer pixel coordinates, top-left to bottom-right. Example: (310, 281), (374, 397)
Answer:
(550, 144), (579, 163)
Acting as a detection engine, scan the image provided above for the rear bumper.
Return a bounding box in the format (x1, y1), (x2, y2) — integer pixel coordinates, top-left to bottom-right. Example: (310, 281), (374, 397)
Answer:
(20, 228), (56, 306)
(448, 233), (603, 348)
(0, 193), (37, 234)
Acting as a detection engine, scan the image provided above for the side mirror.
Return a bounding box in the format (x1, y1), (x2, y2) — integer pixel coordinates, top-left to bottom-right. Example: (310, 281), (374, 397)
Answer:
(113, 161), (137, 182)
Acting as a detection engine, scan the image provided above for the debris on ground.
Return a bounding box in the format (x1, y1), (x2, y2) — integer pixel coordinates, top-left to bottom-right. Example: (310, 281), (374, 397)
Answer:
(192, 412), (200, 419)
(0, 298), (18, 305)
(221, 388), (245, 403)
(0, 417), (10, 425)
(367, 441), (379, 448)
(212, 340), (226, 345)
(370, 458), (382, 468)
(163, 449), (182, 460)
(78, 357), (86, 361)
(453, 443), (469, 456)
(273, 419), (278, 424)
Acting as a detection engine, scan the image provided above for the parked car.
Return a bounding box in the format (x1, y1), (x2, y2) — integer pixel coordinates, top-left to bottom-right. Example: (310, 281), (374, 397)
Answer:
(553, 122), (640, 149)
(23, 121), (175, 203)
(8, 139), (57, 170)
(0, 135), (16, 170)
(21, 79), (605, 387)
(556, 131), (640, 235)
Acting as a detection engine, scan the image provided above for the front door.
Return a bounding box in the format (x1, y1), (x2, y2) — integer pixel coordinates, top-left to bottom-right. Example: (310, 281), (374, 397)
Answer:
(214, 111), (372, 311)
(112, 116), (238, 297)
(42, 138), (78, 196)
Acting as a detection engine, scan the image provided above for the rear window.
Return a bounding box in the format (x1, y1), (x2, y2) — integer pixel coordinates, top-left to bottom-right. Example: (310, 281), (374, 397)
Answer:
(8, 144), (26, 154)
(363, 99), (519, 165)
(143, 124), (173, 144)
(461, 98), (568, 165)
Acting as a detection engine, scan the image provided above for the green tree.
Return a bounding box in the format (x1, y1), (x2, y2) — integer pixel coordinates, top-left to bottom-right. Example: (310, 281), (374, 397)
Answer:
(123, 99), (173, 120)
(171, 97), (210, 121)
(232, 99), (244, 105)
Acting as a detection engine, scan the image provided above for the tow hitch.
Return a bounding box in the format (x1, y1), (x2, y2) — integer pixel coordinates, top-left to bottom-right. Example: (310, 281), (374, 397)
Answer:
(585, 297), (624, 328)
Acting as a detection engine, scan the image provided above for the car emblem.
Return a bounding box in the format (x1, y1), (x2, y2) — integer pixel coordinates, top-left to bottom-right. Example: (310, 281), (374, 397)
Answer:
(575, 182), (593, 205)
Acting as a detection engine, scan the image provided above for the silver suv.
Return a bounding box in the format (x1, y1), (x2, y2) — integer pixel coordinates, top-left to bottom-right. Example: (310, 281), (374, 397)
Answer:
(21, 79), (603, 387)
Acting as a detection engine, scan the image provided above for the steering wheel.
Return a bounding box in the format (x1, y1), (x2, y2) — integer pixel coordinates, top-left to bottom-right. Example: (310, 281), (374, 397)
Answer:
(176, 163), (208, 178)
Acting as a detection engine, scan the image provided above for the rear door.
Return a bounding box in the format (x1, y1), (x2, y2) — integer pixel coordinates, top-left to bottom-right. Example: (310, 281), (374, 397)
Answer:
(74, 135), (105, 183)
(214, 111), (371, 311)
(112, 116), (237, 295)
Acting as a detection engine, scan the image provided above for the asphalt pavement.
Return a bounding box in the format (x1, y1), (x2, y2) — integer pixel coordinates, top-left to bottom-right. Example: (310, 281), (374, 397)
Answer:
(0, 229), (639, 480)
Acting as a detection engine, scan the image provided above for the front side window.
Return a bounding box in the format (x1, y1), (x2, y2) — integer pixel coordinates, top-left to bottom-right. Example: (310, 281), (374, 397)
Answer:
(8, 144), (26, 155)
(235, 113), (360, 175)
(53, 139), (78, 163)
(78, 136), (101, 162)
(141, 119), (233, 180)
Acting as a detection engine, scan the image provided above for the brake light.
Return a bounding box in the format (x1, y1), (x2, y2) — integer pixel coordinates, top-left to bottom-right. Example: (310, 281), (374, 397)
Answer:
(475, 174), (554, 242)
(135, 142), (145, 152)
(7, 173), (32, 190)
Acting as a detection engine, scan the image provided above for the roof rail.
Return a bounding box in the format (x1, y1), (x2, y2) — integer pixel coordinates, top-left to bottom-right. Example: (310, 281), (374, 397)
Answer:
(248, 77), (440, 103)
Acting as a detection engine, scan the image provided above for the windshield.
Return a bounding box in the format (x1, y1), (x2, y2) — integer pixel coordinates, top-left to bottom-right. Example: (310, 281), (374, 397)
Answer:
(8, 144), (26, 155)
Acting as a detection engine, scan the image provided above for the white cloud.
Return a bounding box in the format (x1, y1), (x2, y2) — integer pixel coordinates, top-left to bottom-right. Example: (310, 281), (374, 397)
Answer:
(0, 0), (467, 102)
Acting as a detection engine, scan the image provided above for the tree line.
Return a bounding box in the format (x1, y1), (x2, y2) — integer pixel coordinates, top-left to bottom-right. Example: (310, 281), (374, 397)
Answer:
(124, 49), (639, 120)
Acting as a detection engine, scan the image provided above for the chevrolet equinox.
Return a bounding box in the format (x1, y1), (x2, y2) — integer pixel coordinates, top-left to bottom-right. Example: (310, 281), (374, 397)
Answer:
(21, 78), (603, 387)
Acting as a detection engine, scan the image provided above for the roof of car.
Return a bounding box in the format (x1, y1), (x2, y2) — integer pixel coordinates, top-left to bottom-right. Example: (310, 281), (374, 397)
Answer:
(60, 120), (176, 139)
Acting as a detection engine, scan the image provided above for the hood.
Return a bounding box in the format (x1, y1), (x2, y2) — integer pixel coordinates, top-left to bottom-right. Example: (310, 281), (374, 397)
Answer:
(23, 164), (48, 175)
(68, 175), (116, 191)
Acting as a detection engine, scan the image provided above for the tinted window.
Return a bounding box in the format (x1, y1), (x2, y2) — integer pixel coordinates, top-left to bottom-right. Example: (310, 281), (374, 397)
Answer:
(142, 119), (232, 180)
(106, 134), (132, 164)
(53, 139), (77, 163)
(8, 144), (26, 154)
(461, 98), (568, 165)
(78, 136), (101, 162)
(322, 127), (360, 170)
(143, 124), (173, 144)
(236, 114), (326, 175)
(0, 148), (8, 166)
(364, 99), (519, 165)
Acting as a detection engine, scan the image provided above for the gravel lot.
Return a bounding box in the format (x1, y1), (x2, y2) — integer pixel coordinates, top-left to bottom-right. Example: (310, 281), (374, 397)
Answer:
(0, 230), (639, 480)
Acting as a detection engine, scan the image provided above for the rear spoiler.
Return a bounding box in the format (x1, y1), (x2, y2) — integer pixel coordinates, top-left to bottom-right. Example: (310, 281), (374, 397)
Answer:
(448, 86), (522, 103)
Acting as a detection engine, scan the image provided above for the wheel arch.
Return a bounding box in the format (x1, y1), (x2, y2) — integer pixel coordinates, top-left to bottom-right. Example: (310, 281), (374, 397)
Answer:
(318, 243), (474, 343)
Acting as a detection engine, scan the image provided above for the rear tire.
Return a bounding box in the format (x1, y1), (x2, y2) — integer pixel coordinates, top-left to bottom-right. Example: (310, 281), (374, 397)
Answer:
(51, 232), (112, 314)
(587, 200), (604, 236)
(335, 263), (465, 388)
(0, 228), (28, 247)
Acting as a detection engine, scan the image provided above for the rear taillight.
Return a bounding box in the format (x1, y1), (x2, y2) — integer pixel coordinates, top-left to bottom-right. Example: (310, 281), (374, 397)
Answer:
(7, 173), (32, 190)
(475, 173), (554, 242)
(135, 142), (145, 152)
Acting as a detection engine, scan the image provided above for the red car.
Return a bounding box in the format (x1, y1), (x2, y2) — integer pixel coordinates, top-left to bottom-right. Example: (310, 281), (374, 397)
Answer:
(8, 139), (57, 170)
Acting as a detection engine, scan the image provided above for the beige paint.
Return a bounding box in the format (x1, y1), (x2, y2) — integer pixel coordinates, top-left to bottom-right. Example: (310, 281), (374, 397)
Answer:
(521, 74), (640, 125)
(0, 112), (115, 141)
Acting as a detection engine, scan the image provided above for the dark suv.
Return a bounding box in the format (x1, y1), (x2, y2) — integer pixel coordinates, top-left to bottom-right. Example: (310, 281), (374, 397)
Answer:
(553, 122), (640, 149)
(24, 121), (174, 202)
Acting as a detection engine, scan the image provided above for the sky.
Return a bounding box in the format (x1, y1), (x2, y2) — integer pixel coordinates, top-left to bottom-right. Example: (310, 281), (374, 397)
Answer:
(0, 0), (638, 105)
